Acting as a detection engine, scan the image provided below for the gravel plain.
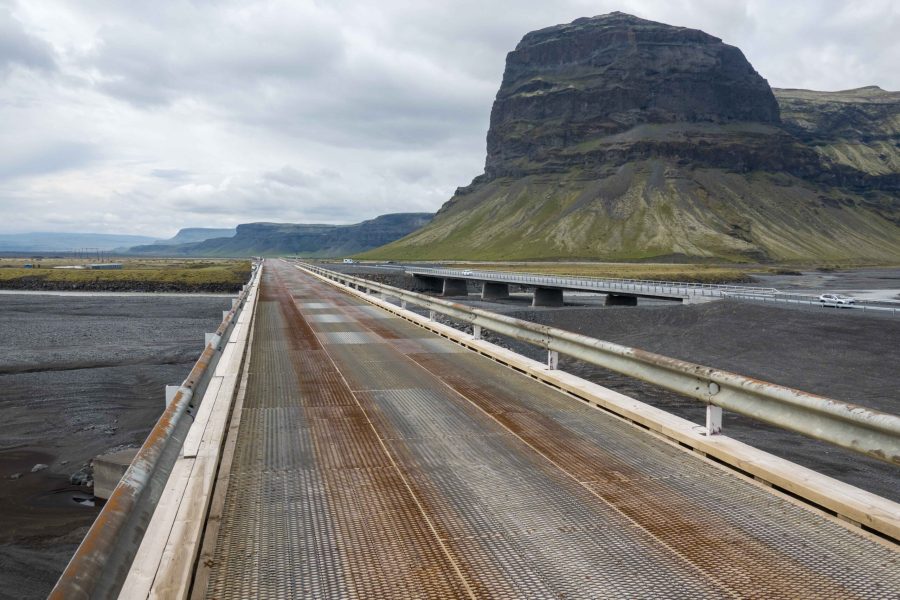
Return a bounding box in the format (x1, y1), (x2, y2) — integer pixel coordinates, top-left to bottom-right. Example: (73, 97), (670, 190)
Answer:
(0, 292), (232, 599)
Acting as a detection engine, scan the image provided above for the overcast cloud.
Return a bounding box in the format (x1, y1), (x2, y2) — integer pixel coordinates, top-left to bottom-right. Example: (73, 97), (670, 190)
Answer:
(0, 0), (897, 236)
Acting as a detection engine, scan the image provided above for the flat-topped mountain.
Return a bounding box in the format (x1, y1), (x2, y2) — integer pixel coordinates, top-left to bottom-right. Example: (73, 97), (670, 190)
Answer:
(367, 13), (900, 262)
(153, 227), (236, 245)
(486, 11), (780, 179)
(128, 213), (433, 257)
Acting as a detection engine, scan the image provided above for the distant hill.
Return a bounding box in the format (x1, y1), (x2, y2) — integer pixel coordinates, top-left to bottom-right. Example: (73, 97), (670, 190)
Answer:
(127, 213), (433, 257)
(366, 13), (900, 263)
(0, 231), (157, 253)
(153, 227), (236, 245)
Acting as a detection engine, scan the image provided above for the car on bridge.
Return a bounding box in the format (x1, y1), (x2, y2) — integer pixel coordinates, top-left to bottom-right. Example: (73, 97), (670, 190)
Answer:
(818, 293), (856, 306)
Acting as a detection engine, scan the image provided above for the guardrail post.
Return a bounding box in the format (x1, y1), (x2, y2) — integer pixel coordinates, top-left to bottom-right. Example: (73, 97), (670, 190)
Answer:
(706, 404), (722, 435)
(473, 325), (482, 340)
(547, 350), (559, 370)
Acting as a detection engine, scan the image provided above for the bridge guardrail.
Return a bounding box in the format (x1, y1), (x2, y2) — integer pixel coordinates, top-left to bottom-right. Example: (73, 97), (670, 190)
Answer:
(49, 264), (263, 600)
(404, 266), (778, 298)
(725, 292), (900, 316)
(301, 262), (900, 466)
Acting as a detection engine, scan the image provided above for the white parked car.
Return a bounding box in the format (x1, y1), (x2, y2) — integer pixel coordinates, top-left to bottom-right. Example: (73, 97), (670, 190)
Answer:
(818, 293), (856, 306)
(461, 270), (473, 276)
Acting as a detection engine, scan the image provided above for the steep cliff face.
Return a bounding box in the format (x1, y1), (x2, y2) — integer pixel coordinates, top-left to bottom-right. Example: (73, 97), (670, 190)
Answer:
(775, 86), (900, 177)
(367, 13), (900, 262)
(486, 12), (780, 179)
(128, 213), (433, 257)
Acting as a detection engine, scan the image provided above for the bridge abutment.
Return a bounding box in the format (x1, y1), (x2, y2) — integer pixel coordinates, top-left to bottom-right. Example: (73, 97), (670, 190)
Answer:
(442, 278), (469, 296)
(605, 294), (638, 306)
(412, 274), (444, 293)
(533, 287), (564, 307)
(481, 281), (509, 300)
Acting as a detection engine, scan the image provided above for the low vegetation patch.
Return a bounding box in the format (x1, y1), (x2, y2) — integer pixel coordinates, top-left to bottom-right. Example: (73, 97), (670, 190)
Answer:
(0, 259), (252, 292)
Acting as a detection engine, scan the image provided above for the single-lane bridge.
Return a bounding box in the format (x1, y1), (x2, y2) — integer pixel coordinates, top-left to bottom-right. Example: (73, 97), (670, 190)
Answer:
(51, 259), (900, 599)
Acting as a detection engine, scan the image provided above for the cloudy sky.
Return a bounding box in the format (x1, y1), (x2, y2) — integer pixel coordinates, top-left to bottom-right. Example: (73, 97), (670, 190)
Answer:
(1, 0), (897, 237)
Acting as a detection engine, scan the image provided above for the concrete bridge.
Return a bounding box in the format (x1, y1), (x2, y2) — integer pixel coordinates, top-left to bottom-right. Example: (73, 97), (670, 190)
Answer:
(403, 266), (776, 306)
(51, 259), (900, 599)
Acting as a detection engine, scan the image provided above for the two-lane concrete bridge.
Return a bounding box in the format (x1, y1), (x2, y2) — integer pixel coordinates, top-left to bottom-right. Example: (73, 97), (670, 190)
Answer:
(53, 259), (900, 599)
(403, 266), (776, 306)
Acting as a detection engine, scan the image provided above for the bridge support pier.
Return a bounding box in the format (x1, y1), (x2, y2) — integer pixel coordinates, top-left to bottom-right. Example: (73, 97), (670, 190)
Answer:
(481, 281), (509, 300)
(442, 278), (469, 296)
(605, 294), (638, 306)
(412, 274), (444, 293)
(533, 287), (563, 307)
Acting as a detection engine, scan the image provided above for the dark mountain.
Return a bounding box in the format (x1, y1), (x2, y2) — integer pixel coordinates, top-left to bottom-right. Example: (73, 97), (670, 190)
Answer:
(153, 227), (236, 245)
(366, 13), (900, 262)
(127, 213), (433, 257)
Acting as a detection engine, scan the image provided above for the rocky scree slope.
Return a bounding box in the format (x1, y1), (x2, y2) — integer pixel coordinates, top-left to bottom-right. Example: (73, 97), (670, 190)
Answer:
(129, 213), (433, 257)
(367, 13), (900, 262)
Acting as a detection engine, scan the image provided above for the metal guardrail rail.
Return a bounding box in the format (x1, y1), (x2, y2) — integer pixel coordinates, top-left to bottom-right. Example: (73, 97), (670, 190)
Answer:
(49, 265), (261, 600)
(726, 291), (900, 315)
(301, 262), (900, 466)
(404, 266), (778, 298)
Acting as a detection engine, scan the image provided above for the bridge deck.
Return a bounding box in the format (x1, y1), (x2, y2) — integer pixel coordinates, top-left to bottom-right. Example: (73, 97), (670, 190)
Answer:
(195, 260), (899, 599)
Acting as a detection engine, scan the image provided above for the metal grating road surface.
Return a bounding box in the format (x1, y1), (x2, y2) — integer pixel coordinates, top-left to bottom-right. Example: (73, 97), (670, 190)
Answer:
(198, 260), (900, 599)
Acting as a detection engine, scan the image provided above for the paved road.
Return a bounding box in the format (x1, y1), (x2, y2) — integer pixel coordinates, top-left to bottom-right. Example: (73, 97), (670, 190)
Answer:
(198, 260), (899, 599)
